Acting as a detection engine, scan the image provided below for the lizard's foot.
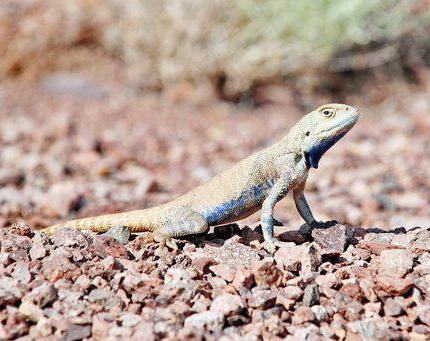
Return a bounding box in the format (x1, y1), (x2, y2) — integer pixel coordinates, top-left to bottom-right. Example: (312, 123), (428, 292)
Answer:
(263, 238), (293, 254)
(153, 231), (178, 250)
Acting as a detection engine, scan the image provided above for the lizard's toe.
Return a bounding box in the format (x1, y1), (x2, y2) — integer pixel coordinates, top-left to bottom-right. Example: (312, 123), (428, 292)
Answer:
(165, 238), (178, 250)
(153, 231), (178, 250)
(263, 238), (294, 253)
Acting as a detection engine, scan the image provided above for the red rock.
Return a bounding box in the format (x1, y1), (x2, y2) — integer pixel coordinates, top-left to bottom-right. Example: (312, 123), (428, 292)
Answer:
(377, 249), (413, 277)
(358, 278), (378, 302)
(303, 284), (320, 307)
(383, 298), (404, 317)
(1, 234), (32, 262)
(209, 263), (237, 282)
(8, 221), (33, 237)
(375, 275), (414, 296)
(316, 273), (342, 289)
(364, 302), (382, 318)
(232, 268), (255, 290)
(274, 243), (321, 273)
(51, 227), (89, 248)
(133, 322), (155, 340)
(11, 261), (32, 283)
(192, 296), (212, 313)
(279, 286), (303, 301)
(292, 306), (315, 325)
(276, 293), (294, 310)
(189, 240), (260, 267)
(252, 259), (282, 286)
(358, 241), (404, 255)
(0, 278), (24, 305)
(409, 230), (430, 255)
(312, 224), (353, 256)
(29, 233), (48, 260)
(207, 275), (227, 289)
(24, 283), (57, 308)
(418, 305), (430, 326)
(340, 281), (363, 301)
(184, 311), (224, 332)
(92, 313), (117, 339)
(42, 253), (81, 281)
(93, 236), (129, 259)
(248, 289), (277, 310)
(191, 256), (217, 273)
(210, 293), (245, 316)
(63, 323), (91, 341)
(43, 181), (85, 217)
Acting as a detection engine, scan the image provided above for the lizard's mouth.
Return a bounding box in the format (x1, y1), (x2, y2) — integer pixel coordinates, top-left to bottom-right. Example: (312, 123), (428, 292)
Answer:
(319, 114), (359, 136)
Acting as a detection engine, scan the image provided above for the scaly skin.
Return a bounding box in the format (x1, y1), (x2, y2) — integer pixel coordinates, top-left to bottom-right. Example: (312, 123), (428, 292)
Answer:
(43, 104), (359, 249)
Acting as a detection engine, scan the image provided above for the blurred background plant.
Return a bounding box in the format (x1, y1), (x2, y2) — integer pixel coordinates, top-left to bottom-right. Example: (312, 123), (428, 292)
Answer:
(1, 0), (429, 98)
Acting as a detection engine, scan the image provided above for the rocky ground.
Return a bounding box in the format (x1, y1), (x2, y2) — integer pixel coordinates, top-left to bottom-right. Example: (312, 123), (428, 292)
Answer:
(1, 220), (430, 340)
(0, 70), (430, 339)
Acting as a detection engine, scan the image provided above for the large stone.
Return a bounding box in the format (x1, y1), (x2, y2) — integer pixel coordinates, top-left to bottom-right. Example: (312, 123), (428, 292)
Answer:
(383, 298), (403, 317)
(252, 259), (282, 286)
(42, 252), (81, 281)
(292, 307), (315, 325)
(51, 227), (89, 248)
(375, 275), (414, 296)
(210, 294), (245, 316)
(311, 224), (353, 256)
(418, 305), (430, 326)
(188, 239), (260, 268)
(274, 243), (321, 273)
(209, 263), (237, 282)
(302, 284), (320, 307)
(232, 268), (255, 290)
(24, 283), (57, 308)
(248, 289), (277, 310)
(18, 301), (44, 322)
(377, 249), (413, 277)
(184, 311), (224, 332)
(92, 235), (129, 259)
(29, 233), (48, 260)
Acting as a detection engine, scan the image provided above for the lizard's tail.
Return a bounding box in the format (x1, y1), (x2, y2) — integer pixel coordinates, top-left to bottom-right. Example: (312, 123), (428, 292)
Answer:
(42, 209), (156, 235)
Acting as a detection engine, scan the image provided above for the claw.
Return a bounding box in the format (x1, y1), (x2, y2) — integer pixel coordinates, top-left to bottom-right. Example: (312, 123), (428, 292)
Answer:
(165, 238), (178, 250)
(263, 238), (293, 254)
(153, 231), (178, 251)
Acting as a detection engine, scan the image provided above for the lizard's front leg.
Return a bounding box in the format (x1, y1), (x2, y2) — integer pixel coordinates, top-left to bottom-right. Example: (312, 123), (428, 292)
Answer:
(261, 180), (291, 247)
(293, 184), (335, 229)
(293, 184), (318, 228)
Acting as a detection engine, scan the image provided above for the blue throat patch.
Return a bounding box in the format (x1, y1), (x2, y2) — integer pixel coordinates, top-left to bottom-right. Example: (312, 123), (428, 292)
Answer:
(305, 132), (347, 169)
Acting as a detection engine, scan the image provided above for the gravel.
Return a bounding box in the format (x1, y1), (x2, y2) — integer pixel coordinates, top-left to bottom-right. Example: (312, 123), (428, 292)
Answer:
(0, 221), (429, 339)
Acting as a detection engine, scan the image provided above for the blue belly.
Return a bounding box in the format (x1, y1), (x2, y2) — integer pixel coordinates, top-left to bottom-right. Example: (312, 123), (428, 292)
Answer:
(204, 181), (274, 225)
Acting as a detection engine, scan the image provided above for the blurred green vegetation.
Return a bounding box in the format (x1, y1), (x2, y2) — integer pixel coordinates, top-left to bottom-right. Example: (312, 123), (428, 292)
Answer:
(1, 0), (429, 94)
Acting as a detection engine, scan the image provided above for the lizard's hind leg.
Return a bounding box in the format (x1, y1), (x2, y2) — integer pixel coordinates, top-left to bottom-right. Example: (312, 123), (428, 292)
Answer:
(152, 207), (208, 249)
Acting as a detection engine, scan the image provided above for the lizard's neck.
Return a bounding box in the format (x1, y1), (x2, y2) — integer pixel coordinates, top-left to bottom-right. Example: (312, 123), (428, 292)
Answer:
(279, 130), (303, 155)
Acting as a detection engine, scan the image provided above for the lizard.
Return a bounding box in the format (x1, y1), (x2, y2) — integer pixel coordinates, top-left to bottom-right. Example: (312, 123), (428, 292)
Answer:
(43, 103), (359, 249)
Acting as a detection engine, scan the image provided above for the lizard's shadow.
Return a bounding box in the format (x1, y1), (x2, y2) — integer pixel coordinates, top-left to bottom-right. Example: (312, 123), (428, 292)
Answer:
(184, 221), (426, 248)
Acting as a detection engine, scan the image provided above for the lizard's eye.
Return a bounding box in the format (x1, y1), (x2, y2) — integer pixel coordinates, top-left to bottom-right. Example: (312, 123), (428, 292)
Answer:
(305, 131), (310, 136)
(322, 110), (331, 116)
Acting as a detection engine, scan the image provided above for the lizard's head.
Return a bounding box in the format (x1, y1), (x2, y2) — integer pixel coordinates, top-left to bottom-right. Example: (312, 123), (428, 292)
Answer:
(298, 103), (359, 169)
